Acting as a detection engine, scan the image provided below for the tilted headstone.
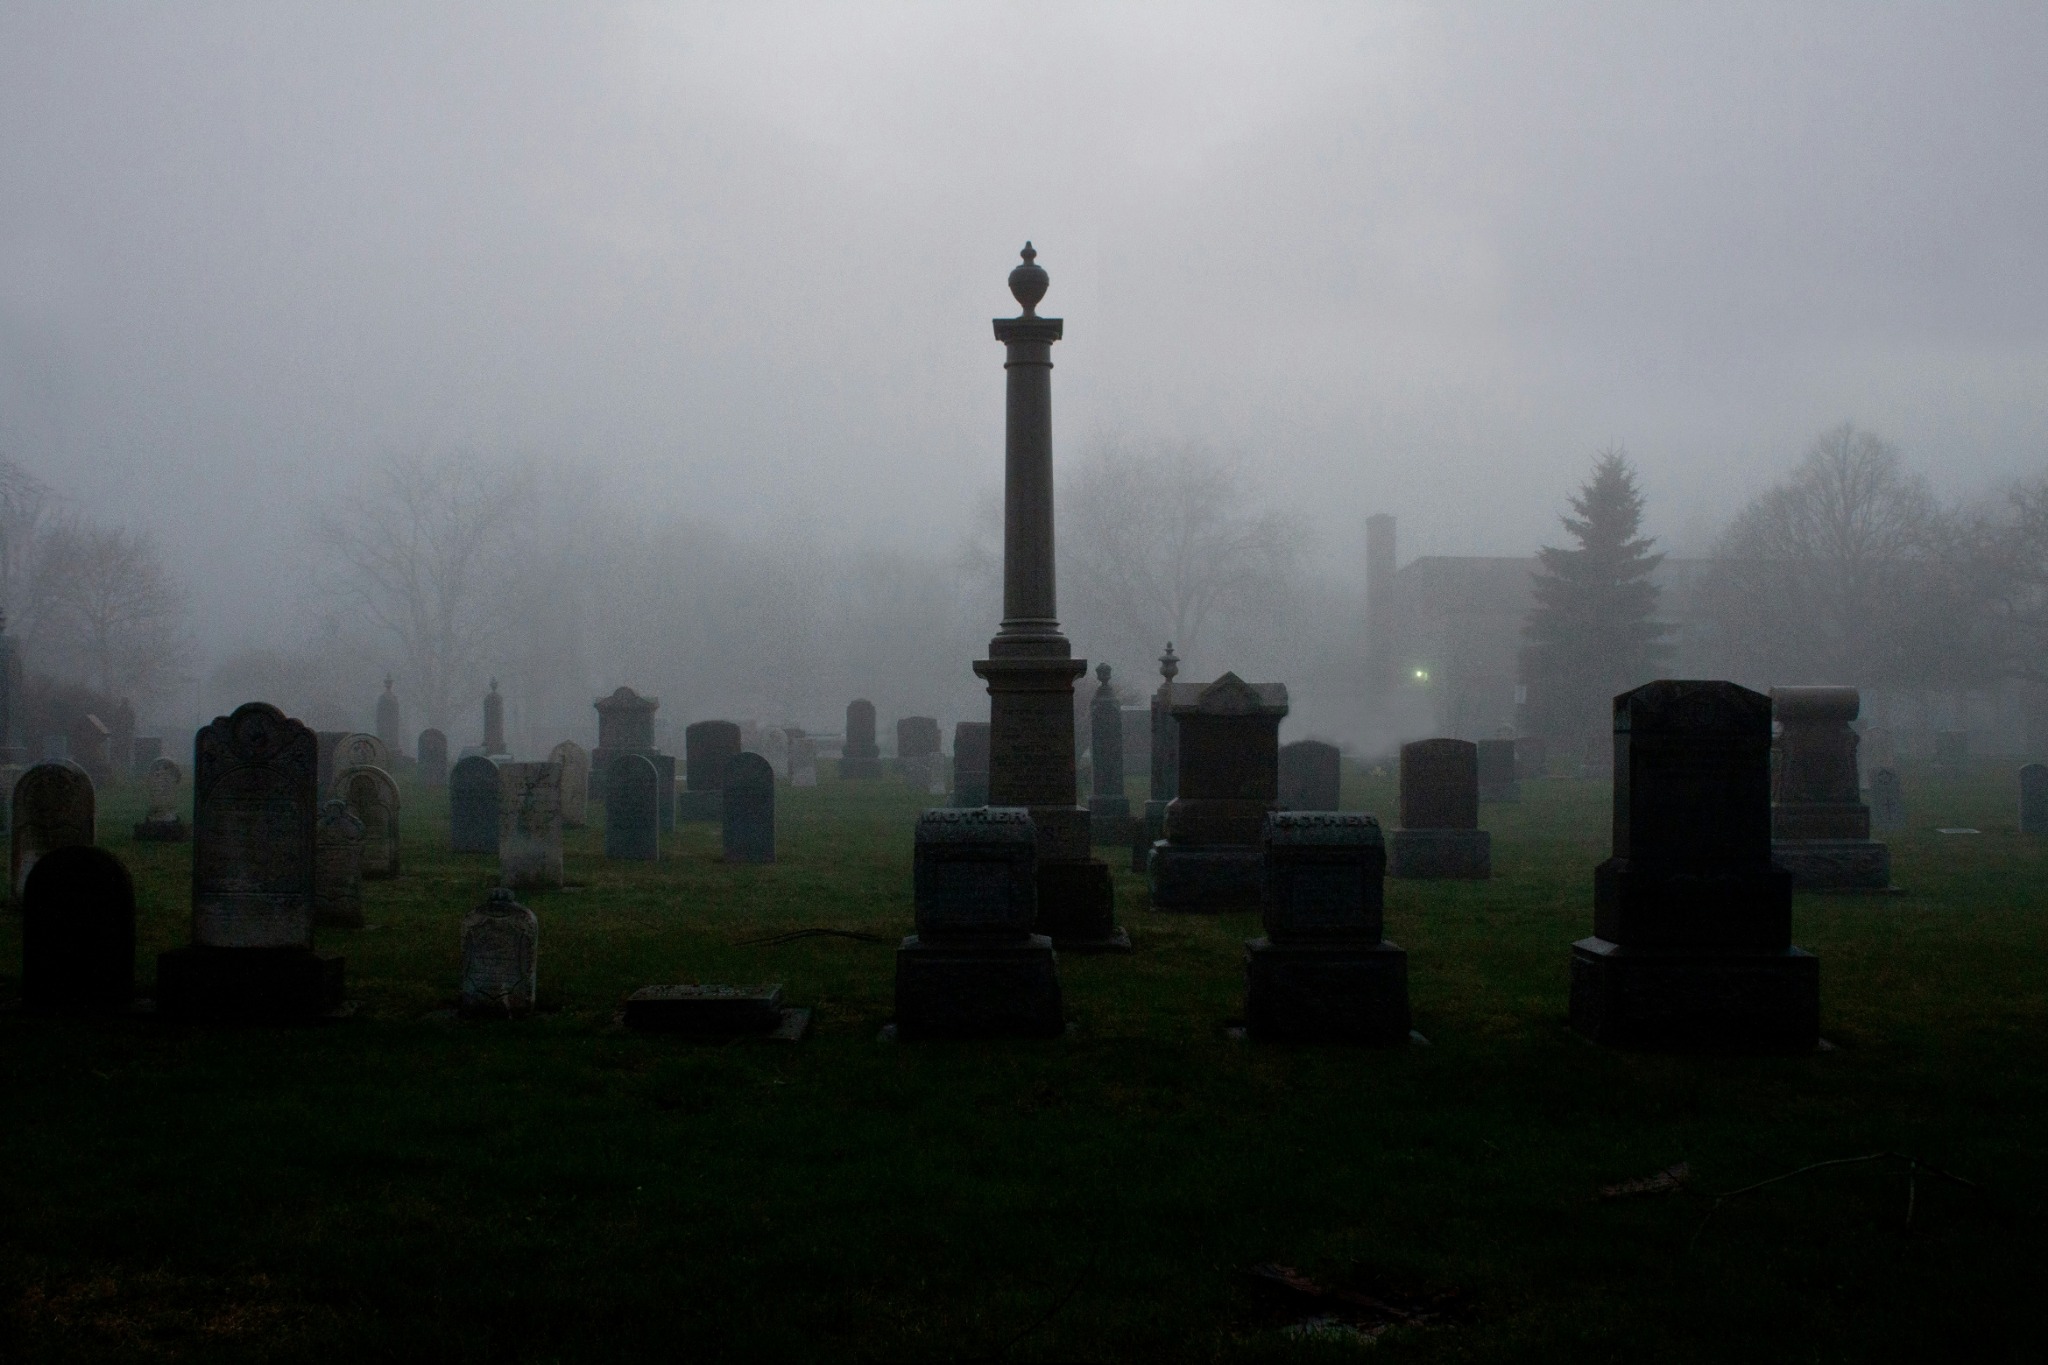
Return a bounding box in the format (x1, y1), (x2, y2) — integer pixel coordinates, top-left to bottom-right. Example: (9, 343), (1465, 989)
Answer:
(11, 762), (96, 902)
(314, 799), (366, 929)
(1389, 739), (1490, 879)
(461, 887), (538, 1018)
(336, 765), (402, 879)
(894, 807), (1061, 1039)
(336, 732), (390, 774)
(604, 753), (660, 861)
(498, 761), (564, 891)
(449, 755), (503, 854)
(1770, 687), (1888, 888)
(483, 678), (507, 756)
(2021, 764), (2048, 835)
(1245, 812), (1407, 1044)
(788, 735), (819, 789)
(1277, 740), (1341, 811)
(417, 728), (449, 789)
(1151, 673), (1290, 913)
(1869, 767), (1906, 833)
(1476, 738), (1519, 803)
(22, 845), (135, 1013)
(1087, 665), (1130, 842)
(839, 699), (882, 779)
(375, 677), (404, 757)
(549, 740), (590, 829)
(134, 757), (189, 841)
(682, 720), (740, 821)
(721, 751), (775, 864)
(951, 721), (990, 806)
(1570, 680), (1816, 1051)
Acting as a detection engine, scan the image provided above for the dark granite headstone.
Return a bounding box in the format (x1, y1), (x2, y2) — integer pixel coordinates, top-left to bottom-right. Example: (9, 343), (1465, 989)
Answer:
(1087, 665), (1130, 842)
(721, 751), (775, 864)
(417, 728), (449, 789)
(652, 752), (678, 831)
(2021, 764), (2048, 836)
(840, 699), (882, 779)
(952, 721), (991, 806)
(1150, 673), (1289, 912)
(605, 753), (660, 861)
(1770, 687), (1888, 888)
(375, 677), (404, 757)
(22, 845), (135, 1013)
(895, 808), (1061, 1039)
(11, 762), (96, 902)
(681, 720), (740, 821)
(1390, 739), (1489, 879)
(1277, 740), (1341, 811)
(314, 799), (365, 929)
(1244, 812), (1407, 1044)
(461, 888), (537, 1018)
(449, 755), (503, 854)
(1476, 738), (1519, 803)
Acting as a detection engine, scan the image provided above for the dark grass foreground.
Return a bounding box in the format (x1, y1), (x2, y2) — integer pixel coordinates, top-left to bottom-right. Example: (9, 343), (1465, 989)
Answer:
(2, 763), (2043, 1362)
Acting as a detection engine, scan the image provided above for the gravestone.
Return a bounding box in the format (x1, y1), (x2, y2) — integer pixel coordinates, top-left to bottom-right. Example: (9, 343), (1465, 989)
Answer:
(2021, 764), (2048, 835)
(1136, 644), (1181, 872)
(721, 752), (775, 864)
(604, 753), (660, 861)
(952, 722), (991, 806)
(417, 728), (449, 789)
(1244, 813), (1408, 1044)
(549, 740), (590, 829)
(896, 716), (943, 789)
(652, 752), (678, 831)
(624, 984), (794, 1037)
(1769, 687), (1889, 889)
(133, 757), (189, 842)
(1569, 680), (1818, 1052)
(157, 702), (344, 1020)
(313, 799), (366, 929)
(335, 733), (389, 774)
(450, 755), (503, 854)
(1869, 767), (1906, 833)
(461, 887), (538, 1018)
(483, 679), (507, 756)
(894, 808), (1062, 1039)
(1389, 739), (1491, 879)
(498, 762), (564, 891)
(1277, 740), (1341, 811)
(1516, 734), (1549, 779)
(1121, 706), (1151, 785)
(130, 735), (163, 775)
(11, 762), (96, 902)
(336, 765), (402, 879)
(789, 735), (819, 789)
(1477, 738), (1520, 803)
(1087, 665), (1131, 843)
(592, 686), (659, 786)
(764, 727), (790, 779)
(1150, 674), (1290, 913)
(22, 845), (136, 1013)
(682, 720), (741, 822)
(839, 699), (882, 779)
(315, 729), (349, 796)
(375, 677), (404, 757)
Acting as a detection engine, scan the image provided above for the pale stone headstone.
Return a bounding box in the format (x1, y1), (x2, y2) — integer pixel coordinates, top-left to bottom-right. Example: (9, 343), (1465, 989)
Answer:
(336, 732), (390, 775)
(22, 844), (135, 1013)
(721, 751), (775, 864)
(1869, 768), (1906, 833)
(605, 753), (659, 861)
(549, 740), (590, 829)
(42, 733), (70, 764)
(133, 757), (189, 841)
(2021, 764), (2048, 836)
(314, 799), (366, 929)
(450, 755), (502, 854)
(335, 764), (402, 879)
(461, 887), (537, 1018)
(498, 761), (563, 890)
(418, 728), (449, 789)
(1277, 740), (1341, 811)
(11, 762), (96, 902)
(1245, 812), (1407, 1044)
(840, 699), (881, 779)
(789, 735), (819, 789)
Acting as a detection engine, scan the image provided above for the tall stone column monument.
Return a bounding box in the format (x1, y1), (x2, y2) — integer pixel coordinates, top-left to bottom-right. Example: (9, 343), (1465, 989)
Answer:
(972, 244), (1126, 951)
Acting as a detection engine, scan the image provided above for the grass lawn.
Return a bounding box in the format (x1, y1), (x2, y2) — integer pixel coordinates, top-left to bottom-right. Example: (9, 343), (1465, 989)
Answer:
(2, 760), (2043, 1362)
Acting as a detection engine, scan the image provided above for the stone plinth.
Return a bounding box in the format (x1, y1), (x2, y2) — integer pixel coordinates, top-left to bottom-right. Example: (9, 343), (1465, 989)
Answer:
(1769, 686), (1888, 889)
(1149, 674), (1288, 913)
(1244, 812), (1408, 1045)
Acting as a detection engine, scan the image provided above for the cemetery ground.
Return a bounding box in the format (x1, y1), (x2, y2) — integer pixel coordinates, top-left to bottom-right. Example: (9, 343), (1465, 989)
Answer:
(3, 768), (2043, 1363)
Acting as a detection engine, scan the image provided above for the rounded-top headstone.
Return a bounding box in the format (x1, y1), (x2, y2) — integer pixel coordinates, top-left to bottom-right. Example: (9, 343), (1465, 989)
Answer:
(12, 761), (99, 902)
(721, 751), (776, 864)
(604, 752), (660, 861)
(22, 844), (135, 1013)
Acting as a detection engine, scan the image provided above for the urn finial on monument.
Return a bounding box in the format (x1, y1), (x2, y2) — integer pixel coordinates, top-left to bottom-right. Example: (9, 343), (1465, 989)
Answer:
(1159, 643), (1179, 684)
(1009, 241), (1048, 317)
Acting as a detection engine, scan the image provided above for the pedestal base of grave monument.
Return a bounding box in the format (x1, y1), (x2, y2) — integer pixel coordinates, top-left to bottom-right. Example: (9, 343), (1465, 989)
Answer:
(676, 789), (722, 823)
(1388, 829), (1492, 880)
(1244, 938), (1409, 1045)
(155, 947), (346, 1022)
(893, 933), (1064, 1039)
(623, 984), (788, 1037)
(1569, 937), (1819, 1052)
(1771, 839), (1892, 890)
(838, 757), (883, 780)
(131, 817), (189, 842)
(1148, 843), (1263, 913)
(1479, 782), (1520, 804)
(1132, 803), (1168, 873)
(1593, 860), (1793, 946)
(1034, 859), (1129, 951)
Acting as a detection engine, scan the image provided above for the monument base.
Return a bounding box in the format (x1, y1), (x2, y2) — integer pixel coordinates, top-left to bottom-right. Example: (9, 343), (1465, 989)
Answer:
(132, 818), (190, 843)
(624, 984), (784, 1036)
(1771, 839), (1891, 890)
(1569, 937), (1819, 1052)
(838, 756), (883, 781)
(1035, 858), (1127, 951)
(1388, 828), (1492, 880)
(677, 789), (722, 823)
(893, 934), (1064, 1039)
(1244, 937), (1409, 1044)
(1148, 843), (1262, 913)
(155, 947), (346, 1022)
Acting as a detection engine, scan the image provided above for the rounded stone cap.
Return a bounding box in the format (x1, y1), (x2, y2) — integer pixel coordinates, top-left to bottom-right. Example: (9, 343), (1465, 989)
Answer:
(1008, 242), (1048, 316)
(1096, 662), (1112, 683)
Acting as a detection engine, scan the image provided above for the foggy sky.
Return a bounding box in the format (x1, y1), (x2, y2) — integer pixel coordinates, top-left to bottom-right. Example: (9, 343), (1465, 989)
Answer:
(4, 1), (2046, 653)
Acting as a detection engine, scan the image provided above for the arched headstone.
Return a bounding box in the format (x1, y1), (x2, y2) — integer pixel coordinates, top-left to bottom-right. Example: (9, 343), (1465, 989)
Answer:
(135, 757), (189, 841)
(605, 754), (659, 861)
(314, 798), (366, 929)
(336, 765), (401, 879)
(722, 752), (775, 864)
(461, 888), (537, 1018)
(499, 761), (564, 890)
(450, 756), (502, 854)
(11, 762), (96, 902)
(22, 845), (135, 1013)
(336, 732), (390, 774)
(417, 728), (449, 789)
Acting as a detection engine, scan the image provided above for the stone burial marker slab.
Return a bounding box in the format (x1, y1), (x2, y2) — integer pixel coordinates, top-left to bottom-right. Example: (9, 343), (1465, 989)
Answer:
(622, 984), (807, 1039)
(951, 721), (990, 807)
(604, 753), (660, 861)
(894, 808), (1063, 1039)
(1769, 687), (1889, 889)
(1477, 738), (1519, 803)
(1868, 767), (1906, 833)
(1570, 680), (1818, 1053)
(498, 762), (564, 890)
(157, 702), (345, 1021)
(550, 741), (590, 829)
(417, 728), (449, 789)
(1244, 813), (1408, 1045)
(461, 888), (538, 1018)
(314, 799), (366, 930)
(335, 732), (390, 774)
(2021, 764), (2048, 835)
(335, 765), (402, 879)
(721, 752), (775, 864)
(681, 720), (740, 822)
(22, 845), (137, 1014)
(1389, 739), (1491, 879)
(11, 762), (96, 903)
(1087, 666), (1132, 844)
(449, 755), (503, 854)
(839, 699), (882, 779)
(1277, 739), (1341, 812)
(1150, 674), (1290, 913)
(133, 757), (189, 842)
(788, 734), (819, 789)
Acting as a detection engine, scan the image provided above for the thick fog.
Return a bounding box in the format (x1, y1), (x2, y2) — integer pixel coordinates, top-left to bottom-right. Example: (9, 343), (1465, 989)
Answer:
(4, 3), (2047, 746)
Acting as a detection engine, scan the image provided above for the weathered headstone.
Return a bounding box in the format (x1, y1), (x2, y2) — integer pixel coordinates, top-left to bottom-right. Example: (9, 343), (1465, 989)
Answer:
(417, 728), (449, 789)
(1244, 813), (1408, 1044)
(483, 678), (507, 756)
(449, 755), (502, 854)
(313, 799), (365, 929)
(157, 702), (344, 1019)
(1477, 738), (1520, 803)
(461, 887), (537, 1018)
(133, 757), (189, 842)
(1087, 665), (1131, 843)
(1869, 767), (1906, 833)
(2021, 764), (2048, 835)
(951, 722), (990, 806)
(335, 732), (388, 775)
(1150, 674), (1289, 913)
(549, 740), (590, 829)
(604, 753), (660, 861)
(1277, 740), (1341, 811)
(1136, 643), (1181, 872)
(839, 699), (882, 779)
(498, 761), (563, 891)
(682, 720), (741, 822)
(894, 808), (1061, 1039)
(375, 677), (404, 757)
(1570, 680), (1817, 1051)
(336, 765), (402, 879)
(22, 845), (135, 1013)
(896, 715), (943, 789)
(11, 762), (96, 902)
(721, 752), (775, 864)
(1389, 739), (1491, 879)
(789, 735), (819, 789)
(1769, 687), (1889, 889)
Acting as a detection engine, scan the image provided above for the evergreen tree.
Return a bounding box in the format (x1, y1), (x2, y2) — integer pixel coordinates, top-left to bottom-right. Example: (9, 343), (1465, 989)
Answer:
(1521, 450), (1671, 758)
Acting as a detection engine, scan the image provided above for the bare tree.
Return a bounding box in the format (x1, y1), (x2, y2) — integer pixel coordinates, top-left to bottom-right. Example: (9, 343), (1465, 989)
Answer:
(0, 453), (53, 629)
(31, 513), (191, 705)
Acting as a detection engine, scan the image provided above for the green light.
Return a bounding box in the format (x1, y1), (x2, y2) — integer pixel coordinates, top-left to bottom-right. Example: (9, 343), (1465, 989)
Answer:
(1413, 669), (1430, 683)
